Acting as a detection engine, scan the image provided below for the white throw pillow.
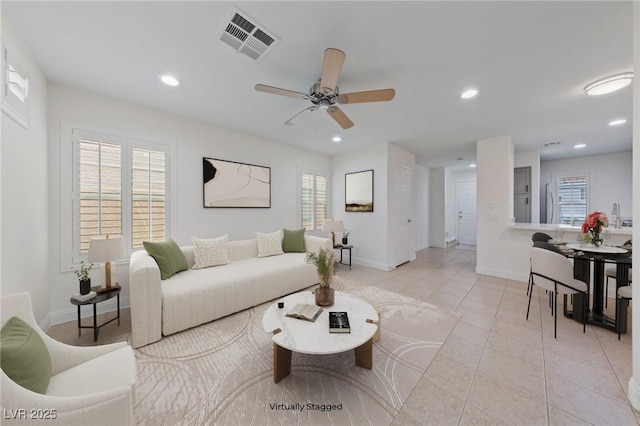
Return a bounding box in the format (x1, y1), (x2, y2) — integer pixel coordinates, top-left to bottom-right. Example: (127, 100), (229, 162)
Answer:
(191, 235), (230, 269)
(256, 230), (284, 258)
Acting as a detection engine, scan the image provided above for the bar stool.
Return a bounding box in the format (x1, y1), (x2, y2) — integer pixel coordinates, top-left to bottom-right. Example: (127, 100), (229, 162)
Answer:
(605, 239), (632, 308)
(617, 285), (632, 340)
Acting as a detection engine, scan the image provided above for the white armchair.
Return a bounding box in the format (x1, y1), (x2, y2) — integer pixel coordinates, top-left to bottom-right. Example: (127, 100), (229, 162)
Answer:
(1, 292), (136, 425)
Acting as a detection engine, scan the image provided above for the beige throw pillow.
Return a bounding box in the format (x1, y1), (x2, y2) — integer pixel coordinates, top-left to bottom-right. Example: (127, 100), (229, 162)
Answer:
(192, 235), (230, 269)
(256, 230), (284, 258)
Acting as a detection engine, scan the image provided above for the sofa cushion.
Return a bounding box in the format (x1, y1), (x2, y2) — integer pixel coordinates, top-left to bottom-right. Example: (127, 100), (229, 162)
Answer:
(282, 228), (306, 253)
(192, 235), (229, 269)
(143, 239), (188, 279)
(1, 316), (52, 394)
(256, 230), (284, 258)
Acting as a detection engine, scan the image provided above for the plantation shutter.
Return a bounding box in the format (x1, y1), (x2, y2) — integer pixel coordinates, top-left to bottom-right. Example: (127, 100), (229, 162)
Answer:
(301, 172), (327, 231)
(79, 139), (122, 253)
(556, 175), (587, 225)
(132, 148), (166, 248)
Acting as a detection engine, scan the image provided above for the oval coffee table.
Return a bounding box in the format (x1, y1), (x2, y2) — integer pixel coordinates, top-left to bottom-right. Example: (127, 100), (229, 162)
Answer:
(262, 290), (379, 383)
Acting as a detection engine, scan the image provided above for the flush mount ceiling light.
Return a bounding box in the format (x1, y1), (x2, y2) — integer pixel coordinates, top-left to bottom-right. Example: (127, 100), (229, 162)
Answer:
(573, 144), (586, 149)
(609, 118), (627, 126)
(159, 74), (180, 87)
(584, 72), (633, 96)
(461, 89), (478, 99)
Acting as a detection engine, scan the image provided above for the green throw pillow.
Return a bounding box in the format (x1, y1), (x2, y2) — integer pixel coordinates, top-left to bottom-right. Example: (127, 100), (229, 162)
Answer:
(1, 316), (52, 394)
(282, 228), (306, 253)
(143, 239), (188, 279)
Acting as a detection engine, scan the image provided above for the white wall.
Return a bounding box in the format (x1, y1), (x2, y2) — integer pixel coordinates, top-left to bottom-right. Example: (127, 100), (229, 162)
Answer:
(476, 135), (521, 279)
(331, 142), (390, 270)
(47, 84), (331, 322)
(0, 18), (51, 326)
(429, 167), (446, 248)
(414, 164), (430, 250)
(541, 151), (633, 222)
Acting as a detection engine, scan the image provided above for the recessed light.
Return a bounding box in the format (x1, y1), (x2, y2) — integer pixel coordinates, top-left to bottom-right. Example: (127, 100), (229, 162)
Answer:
(159, 74), (180, 87)
(573, 144), (586, 149)
(332, 136), (342, 143)
(609, 119), (627, 126)
(584, 72), (633, 96)
(469, 164), (476, 168)
(461, 89), (478, 99)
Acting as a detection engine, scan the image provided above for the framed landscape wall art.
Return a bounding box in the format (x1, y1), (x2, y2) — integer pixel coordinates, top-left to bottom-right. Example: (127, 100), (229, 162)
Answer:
(203, 157), (271, 208)
(345, 169), (374, 212)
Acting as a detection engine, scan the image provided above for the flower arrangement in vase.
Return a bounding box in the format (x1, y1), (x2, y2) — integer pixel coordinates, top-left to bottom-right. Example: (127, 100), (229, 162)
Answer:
(581, 211), (609, 246)
(341, 230), (350, 245)
(305, 248), (338, 306)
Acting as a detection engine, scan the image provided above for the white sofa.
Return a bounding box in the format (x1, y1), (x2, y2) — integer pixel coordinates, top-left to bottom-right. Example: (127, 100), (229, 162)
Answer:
(1, 292), (136, 425)
(129, 235), (331, 348)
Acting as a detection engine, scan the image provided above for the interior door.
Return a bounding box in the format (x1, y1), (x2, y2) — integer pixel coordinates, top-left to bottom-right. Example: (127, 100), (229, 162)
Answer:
(394, 165), (412, 266)
(457, 181), (477, 246)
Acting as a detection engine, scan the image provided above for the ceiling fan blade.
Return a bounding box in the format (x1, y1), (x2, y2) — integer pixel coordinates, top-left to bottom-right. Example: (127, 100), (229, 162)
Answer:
(338, 88), (396, 104)
(320, 48), (346, 94)
(285, 106), (317, 126)
(255, 84), (309, 100)
(327, 106), (354, 129)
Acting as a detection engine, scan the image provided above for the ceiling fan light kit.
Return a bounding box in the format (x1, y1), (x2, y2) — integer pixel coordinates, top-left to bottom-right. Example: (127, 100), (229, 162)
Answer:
(584, 72), (633, 96)
(255, 48), (396, 129)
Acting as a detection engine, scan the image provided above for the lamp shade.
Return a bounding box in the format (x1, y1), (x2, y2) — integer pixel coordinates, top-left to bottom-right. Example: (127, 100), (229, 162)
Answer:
(322, 219), (344, 233)
(88, 235), (126, 263)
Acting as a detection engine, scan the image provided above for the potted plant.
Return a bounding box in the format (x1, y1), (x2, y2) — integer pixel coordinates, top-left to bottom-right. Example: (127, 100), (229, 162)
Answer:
(305, 248), (338, 306)
(74, 260), (93, 295)
(342, 230), (350, 245)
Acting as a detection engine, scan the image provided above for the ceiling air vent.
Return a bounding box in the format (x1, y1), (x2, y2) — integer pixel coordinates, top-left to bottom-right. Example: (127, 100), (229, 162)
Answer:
(218, 7), (280, 62)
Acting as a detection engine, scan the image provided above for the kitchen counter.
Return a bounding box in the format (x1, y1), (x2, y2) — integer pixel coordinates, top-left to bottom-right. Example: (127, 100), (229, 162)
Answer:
(509, 223), (632, 235)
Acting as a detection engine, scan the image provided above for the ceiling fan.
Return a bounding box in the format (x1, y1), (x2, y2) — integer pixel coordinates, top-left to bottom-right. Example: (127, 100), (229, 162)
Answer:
(255, 48), (395, 129)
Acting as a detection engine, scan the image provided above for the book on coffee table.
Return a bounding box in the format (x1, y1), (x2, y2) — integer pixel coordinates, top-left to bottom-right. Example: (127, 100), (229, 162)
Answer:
(285, 303), (323, 322)
(329, 311), (351, 333)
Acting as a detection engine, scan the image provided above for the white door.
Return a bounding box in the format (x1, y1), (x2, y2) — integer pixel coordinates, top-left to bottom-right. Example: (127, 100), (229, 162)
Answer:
(457, 181), (477, 246)
(394, 165), (412, 266)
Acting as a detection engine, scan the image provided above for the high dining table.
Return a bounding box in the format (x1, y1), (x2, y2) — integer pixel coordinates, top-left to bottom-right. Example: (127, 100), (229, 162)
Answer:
(563, 243), (632, 334)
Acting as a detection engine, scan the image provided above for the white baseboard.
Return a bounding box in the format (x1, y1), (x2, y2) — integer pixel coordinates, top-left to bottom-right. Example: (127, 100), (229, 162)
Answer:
(628, 377), (640, 410)
(48, 296), (130, 327)
(415, 243), (429, 251)
(475, 265), (528, 283)
(352, 257), (394, 271)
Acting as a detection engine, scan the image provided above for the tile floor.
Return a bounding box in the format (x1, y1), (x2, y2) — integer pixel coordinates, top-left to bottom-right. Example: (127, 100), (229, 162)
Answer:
(49, 246), (638, 425)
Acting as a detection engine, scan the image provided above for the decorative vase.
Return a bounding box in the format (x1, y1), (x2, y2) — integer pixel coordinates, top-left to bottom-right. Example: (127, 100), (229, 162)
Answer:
(315, 286), (335, 307)
(342, 237), (348, 245)
(80, 279), (91, 295)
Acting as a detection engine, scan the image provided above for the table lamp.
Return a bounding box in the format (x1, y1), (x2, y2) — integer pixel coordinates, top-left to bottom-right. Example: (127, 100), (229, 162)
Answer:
(88, 235), (126, 293)
(322, 219), (344, 248)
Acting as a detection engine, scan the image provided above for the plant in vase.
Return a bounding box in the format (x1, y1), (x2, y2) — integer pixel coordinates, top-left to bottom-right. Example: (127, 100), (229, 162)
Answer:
(74, 260), (93, 295)
(305, 248), (338, 306)
(581, 211), (609, 247)
(342, 230), (350, 245)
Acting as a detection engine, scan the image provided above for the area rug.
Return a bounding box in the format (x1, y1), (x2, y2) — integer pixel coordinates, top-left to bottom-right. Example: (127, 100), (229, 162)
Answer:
(133, 283), (460, 425)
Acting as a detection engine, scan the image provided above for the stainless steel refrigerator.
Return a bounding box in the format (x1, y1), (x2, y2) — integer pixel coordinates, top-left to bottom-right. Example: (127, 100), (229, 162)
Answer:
(540, 183), (554, 224)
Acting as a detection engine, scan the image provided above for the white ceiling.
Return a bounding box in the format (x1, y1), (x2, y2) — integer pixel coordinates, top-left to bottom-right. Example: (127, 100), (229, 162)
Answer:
(2, 1), (633, 168)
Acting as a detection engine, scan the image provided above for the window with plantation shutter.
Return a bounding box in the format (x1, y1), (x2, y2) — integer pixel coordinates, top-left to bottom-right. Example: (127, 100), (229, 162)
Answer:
(555, 174), (589, 226)
(132, 148), (166, 248)
(78, 140), (122, 253)
(301, 171), (327, 231)
(67, 128), (171, 264)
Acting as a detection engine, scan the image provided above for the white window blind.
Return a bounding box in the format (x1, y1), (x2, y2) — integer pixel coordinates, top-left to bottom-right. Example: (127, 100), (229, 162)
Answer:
(301, 172), (327, 231)
(132, 148), (166, 248)
(556, 175), (588, 226)
(79, 140), (122, 253)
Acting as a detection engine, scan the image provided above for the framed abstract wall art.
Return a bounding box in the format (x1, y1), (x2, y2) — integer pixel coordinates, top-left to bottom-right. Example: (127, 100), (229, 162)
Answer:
(203, 157), (271, 208)
(345, 169), (374, 212)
